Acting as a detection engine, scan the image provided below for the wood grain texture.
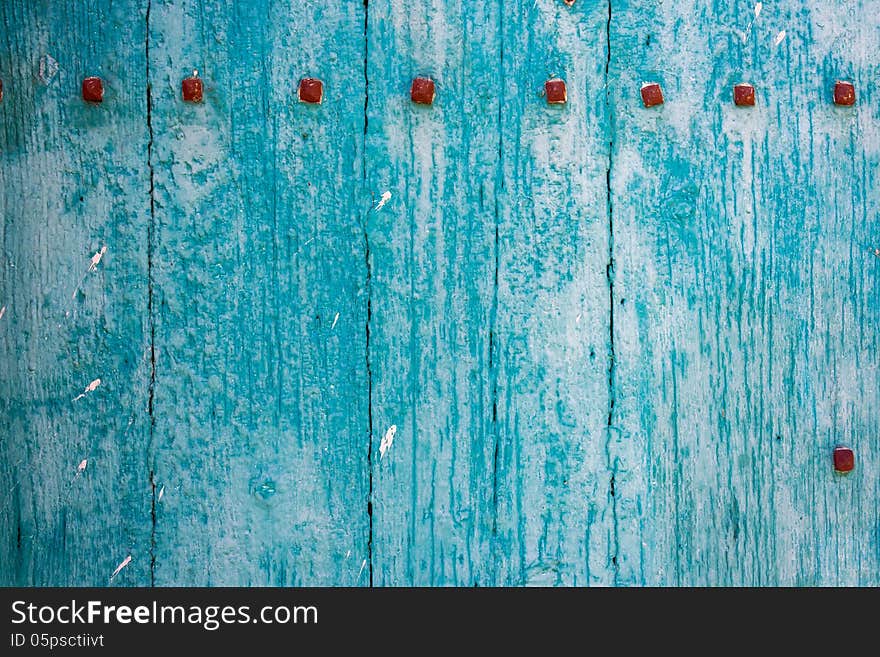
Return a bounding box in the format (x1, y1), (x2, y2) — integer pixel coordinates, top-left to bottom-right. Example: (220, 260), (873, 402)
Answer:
(609, 0), (880, 585)
(493, 0), (615, 586)
(0, 0), (152, 585)
(2, 0), (878, 587)
(147, 0), (369, 585)
(365, 0), (501, 585)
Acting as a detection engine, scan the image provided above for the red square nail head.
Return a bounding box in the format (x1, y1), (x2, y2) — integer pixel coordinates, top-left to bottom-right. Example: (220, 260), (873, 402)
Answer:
(640, 82), (664, 107)
(833, 446), (854, 473)
(298, 78), (323, 104)
(833, 80), (855, 106)
(734, 83), (755, 107)
(182, 71), (203, 103)
(410, 77), (435, 105)
(82, 76), (104, 103)
(545, 78), (567, 105)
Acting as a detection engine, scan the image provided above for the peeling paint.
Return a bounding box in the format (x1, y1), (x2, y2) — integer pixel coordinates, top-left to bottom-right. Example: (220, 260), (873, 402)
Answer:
(379, 425), (397, 459)
(88, 246), (108, 272)
(375, 191), (392, 209)
(38, 54), (59, 85)
(109, 555), (131, 581)
(73, 378), (101, 402)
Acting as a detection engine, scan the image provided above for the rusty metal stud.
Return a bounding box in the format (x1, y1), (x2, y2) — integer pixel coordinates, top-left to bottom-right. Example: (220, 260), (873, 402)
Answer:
(833, 446), (855, 473)
(640, 82), (664, 107)
(81, 76), (104, 103)
(562, 0), (576, 6)
(734, 83), (755, 107)
(545, 78), (567, 105)
(833, 80), (855, 106)
(298, 77), (324, 104)
(182, 70), (203, 103)
(0, 80), (3, 102)
(410, 77), (435, 105)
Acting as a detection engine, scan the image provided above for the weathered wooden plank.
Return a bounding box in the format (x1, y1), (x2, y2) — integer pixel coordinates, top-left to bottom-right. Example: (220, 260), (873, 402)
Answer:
(610, 0), (880, 585)
(493, 1), (615, 585)
(365, 1), (501, 585)
(147, 0), (369, 585)
(0, 0), (153, 585)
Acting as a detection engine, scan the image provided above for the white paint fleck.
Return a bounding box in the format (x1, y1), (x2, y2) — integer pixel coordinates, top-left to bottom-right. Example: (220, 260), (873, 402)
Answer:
(157, 485), (165, 502)
(76, 459), (88, 475)
(345, 550), (352, 559)
(88, 246), (108, 272)
(73, 378), (101, 402)
(357, 559), (367, 580)
(774, 30), (787, 46)
(754, 3), (762, 19)
(0, 306), (5, 321)
(379, 424), (397, 459)
(575, 313), (582, 324)
(375, 191), (392, 210)
(69, 246), (109, 302)
(331, 312), (339, 330)
(39, 54), (59, 85)
(109, 555), (131, 581)
(292, 236), (316, 260)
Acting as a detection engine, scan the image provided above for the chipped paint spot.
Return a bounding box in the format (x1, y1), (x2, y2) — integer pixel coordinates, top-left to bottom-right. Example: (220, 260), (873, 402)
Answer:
(73, 378), (101, 401)
(69, 246), (109, 302)
(0, 306), (5, 321)
(88, 246), (108, 272)
(76, 459), (88, 475)
(109, 554), (131, 581)
(754, 3), (762, 19)
(157, 485), (165, 502)
(774, 30), (786, 46)
(357, 558), (367, 580)
(379, 424), (397, 459)
(38, 54), (59, 85)
(376, 191), (392, 210)
(331, 312), (339, 330)
(345, 549), (352, 559)
(292, 236), (316, 260)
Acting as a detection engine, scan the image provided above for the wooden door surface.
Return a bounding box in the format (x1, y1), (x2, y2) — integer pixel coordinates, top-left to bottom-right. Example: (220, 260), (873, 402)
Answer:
(1, 0), (877, 586)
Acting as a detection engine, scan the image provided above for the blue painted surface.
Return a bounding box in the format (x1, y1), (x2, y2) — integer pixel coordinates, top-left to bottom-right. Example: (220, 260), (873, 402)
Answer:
(1, 0), (877, 586)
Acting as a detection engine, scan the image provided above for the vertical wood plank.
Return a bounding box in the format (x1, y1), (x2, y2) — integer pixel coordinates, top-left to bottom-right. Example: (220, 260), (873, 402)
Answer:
(493, 1), (615, 585)
(610, 0), (880, 585)
(366, 0), (501, 585)
(0, 0), (152, 585)
(148, 0), (369, 585)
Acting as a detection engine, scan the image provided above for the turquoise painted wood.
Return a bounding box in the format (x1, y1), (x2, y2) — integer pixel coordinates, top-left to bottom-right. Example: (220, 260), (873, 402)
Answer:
(493, 1), (615, 586)
(1, 0), (878, 586)
(365, 0), (500, 586)
(609, 0), (880, 585)
(147, 0), (369, 585)
(0, 0), (153, 585)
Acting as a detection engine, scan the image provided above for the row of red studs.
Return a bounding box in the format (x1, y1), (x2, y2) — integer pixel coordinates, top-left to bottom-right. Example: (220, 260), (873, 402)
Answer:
(1, 74), (858, 108)
(635, 80), (857, 108)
